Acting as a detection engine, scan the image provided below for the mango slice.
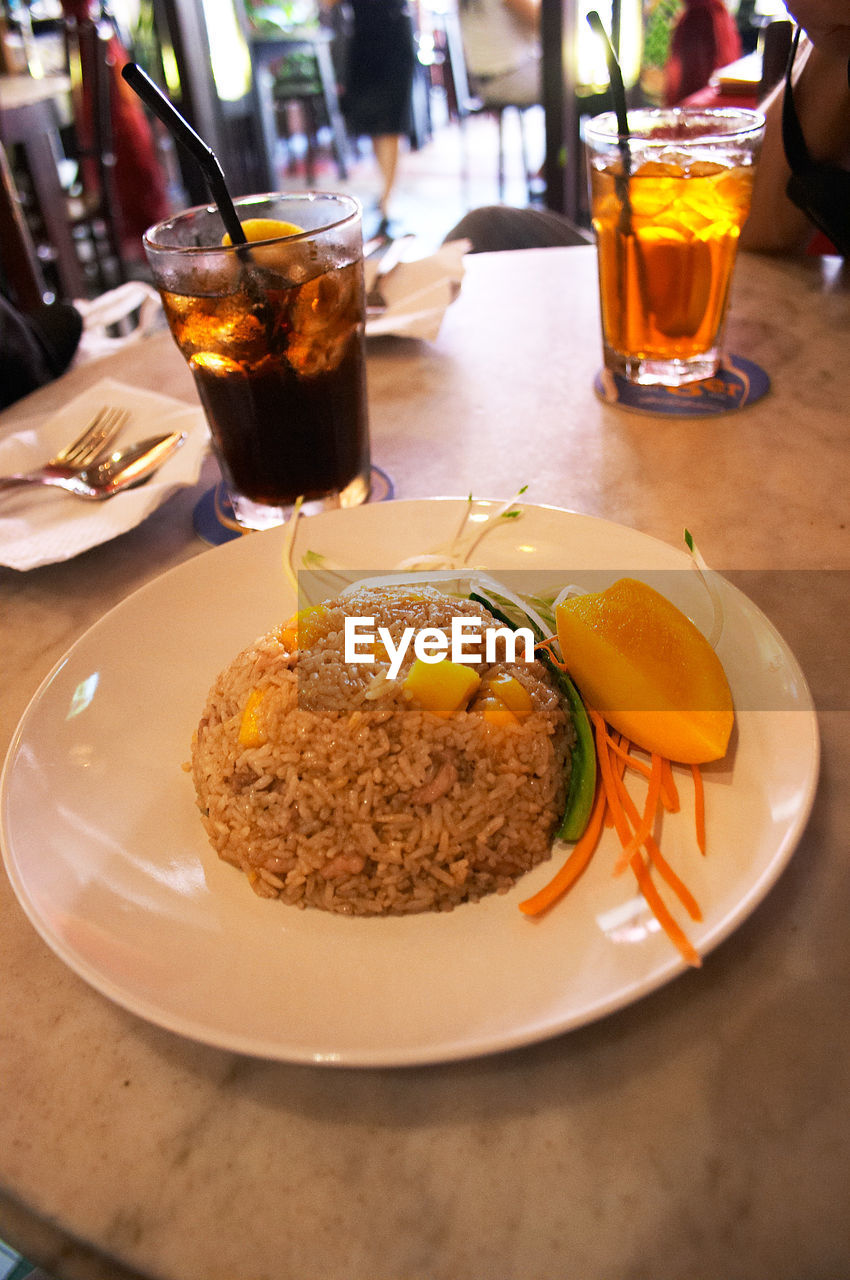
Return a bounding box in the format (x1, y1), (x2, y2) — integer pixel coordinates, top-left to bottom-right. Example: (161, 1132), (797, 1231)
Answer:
(238, 687), (267, 748)
(277, 604), (328, 652)
(276, 623), (298, 653)
(486, 673), (533, 719)
(555, 578), (733, 763)
(476, 695), (519, 727)
(404, 658), (480, 718)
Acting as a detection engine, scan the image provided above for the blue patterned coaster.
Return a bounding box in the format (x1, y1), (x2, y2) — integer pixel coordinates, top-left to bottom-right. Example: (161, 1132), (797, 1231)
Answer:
(193, 466), (395, 546)
(593, 355), (770, 416)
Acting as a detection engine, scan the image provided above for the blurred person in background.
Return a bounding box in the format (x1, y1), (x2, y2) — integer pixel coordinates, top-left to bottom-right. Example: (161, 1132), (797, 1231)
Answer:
(784, 0), (850, 47)
(446, 0), (850, 256)
(740, 0), (850, 251)
(0, 291), (82, 410)
(325, 0), (416, 232)
(662, 0), (742, 104)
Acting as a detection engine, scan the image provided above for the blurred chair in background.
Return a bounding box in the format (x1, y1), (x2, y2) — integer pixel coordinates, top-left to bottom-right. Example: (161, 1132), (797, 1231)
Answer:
(270, 42), (348, 182)
(448, 0), (541, 202)
(239, 0), (351, 191)
(59, 0), (168, 282)
(63, 9), (126, 292)
(756, 17), (793, 96)
(443, 201), (592, 251)
(0, 142), (83, 408)
(0, 139), (49, 313)
(0, 73), (88, 300)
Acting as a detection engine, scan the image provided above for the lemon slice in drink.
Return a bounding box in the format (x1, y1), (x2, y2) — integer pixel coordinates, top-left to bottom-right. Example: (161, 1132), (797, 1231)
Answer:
(221, 217), (304, 246)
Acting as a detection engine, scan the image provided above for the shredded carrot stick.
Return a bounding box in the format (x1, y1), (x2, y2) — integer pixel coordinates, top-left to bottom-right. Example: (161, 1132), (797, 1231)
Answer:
(518, 783), (607, 916)
(589, 710), (632, 846)
(606, 733), (652, 780)
(603, 731), (628, 826)
(629, 853), (702, 968)
(610, 766), (702, 922)
(660, 757), (680, 813)
(612, 751), (663, 875)
(642, 838), (702, 924)
(519, 704), (709, 968)
(535, 638), (566, 668)
(601, 734), (680, 818)
(612, 735), (631, 786)
(691, 762), (706, 854)
(591, 710), (704, 965)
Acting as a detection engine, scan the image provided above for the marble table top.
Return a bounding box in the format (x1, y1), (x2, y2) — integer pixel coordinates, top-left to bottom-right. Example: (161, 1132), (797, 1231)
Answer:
(0, 246), (848, 1280)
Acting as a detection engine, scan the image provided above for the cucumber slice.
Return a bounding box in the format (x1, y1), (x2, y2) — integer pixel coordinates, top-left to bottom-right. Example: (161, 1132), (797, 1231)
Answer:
(469, 588), (596, 842)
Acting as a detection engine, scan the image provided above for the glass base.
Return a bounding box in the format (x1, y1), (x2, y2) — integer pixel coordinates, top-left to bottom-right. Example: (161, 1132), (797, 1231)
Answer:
(195, 468), (394, 546)
(593, 354), (770, 417)
(605, 346), (721, 387)
(229, 469), (372, 532)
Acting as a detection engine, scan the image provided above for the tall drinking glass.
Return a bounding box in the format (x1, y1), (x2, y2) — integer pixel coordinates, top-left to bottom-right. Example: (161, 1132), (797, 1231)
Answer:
(585, 108), (765, 386)
(144, 192), (370, 530)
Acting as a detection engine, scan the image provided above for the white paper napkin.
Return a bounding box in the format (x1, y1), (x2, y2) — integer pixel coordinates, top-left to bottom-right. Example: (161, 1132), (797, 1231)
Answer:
(365, 240), (468, 341)
(0, 377), (209, 571)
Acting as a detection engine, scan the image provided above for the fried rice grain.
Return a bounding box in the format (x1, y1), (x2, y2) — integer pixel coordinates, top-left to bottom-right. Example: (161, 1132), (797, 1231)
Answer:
(191, 585), (574, 914)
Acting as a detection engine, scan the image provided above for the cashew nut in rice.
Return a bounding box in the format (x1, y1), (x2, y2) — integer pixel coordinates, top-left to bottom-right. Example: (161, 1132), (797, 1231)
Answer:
(411, 759), (458, 805)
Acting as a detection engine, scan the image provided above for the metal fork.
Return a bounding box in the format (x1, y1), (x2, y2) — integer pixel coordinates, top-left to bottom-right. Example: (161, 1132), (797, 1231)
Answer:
(0, 407), (131, 496)
(48, 407), (130, 470)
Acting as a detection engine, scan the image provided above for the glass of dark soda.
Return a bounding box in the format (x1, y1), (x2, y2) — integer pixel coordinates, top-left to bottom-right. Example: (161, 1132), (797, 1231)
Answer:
(144, 193), (370, 530)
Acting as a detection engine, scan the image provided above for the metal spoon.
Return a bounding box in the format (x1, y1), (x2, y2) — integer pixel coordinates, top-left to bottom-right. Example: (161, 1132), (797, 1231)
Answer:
(0, 431), (187, 502)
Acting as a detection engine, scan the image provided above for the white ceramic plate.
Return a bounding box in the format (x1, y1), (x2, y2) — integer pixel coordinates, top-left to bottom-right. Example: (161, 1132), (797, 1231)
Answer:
(0, 501), (819, 1066)
(0, 378), (208, 572)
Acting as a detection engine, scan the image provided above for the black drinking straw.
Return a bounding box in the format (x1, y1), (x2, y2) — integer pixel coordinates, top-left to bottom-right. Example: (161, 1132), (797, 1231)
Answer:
(121, 62), (247, 246)
(586, 11), (636, 238)
(586, 11), (630, 148)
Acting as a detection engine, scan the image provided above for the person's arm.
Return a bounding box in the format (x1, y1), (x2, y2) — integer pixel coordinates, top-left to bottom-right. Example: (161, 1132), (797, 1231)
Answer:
(742, 35), (850, 252)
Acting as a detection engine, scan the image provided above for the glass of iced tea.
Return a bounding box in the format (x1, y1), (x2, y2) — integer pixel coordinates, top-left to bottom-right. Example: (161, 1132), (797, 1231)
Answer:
(144, 192), (370, 529)
(585, 108), (765, 386)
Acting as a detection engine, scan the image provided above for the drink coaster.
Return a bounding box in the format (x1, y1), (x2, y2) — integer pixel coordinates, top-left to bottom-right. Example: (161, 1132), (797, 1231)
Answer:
(193, 466), (394, 546)
(594, 355), (770, 416)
